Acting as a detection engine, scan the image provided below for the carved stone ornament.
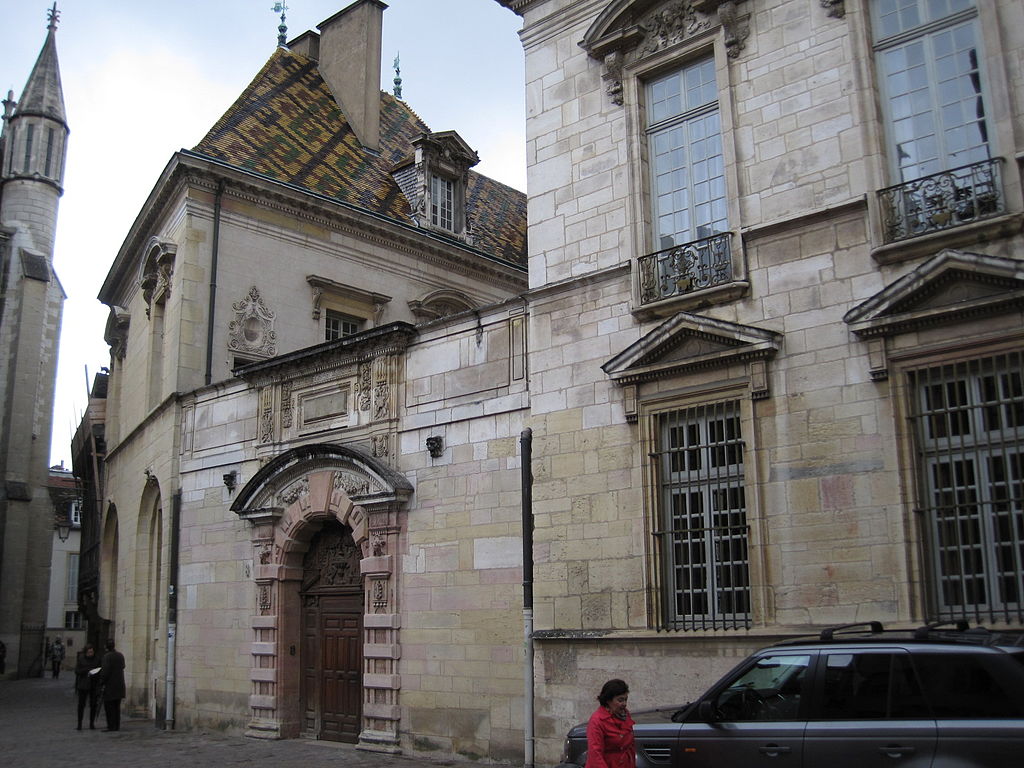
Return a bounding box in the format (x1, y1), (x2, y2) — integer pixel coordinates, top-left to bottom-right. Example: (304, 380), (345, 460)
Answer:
(302, 525), (362, 590)
(821, 0), (845, 18)
(139, 238), (177, 317)
(372, 434), (390, 458)
(259, 387), (274, 444)
(370, 531), (387, 557)
(373, 579), (388, 611)
(281, 381), (293, 429)
(258, 585), (272, 615)
(358, 362), (372, 411)
(583, 1), (749, 106)
(334, 471), (372, 498)
(373, 357), (391, 421)
(279, 477), (309, 506)
(228, 286), (278, 358)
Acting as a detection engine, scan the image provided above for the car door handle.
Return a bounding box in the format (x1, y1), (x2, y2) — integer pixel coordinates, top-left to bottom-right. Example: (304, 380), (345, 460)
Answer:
(878, 745), (916, 758)
(758, 743), (792, 757)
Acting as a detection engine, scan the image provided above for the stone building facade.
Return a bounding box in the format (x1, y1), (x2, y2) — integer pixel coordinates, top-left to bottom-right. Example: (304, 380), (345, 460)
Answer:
(0, 7), (68, 679)
(498, 0), (1024, 761)
(88, 0), (1024, 765)
(91, 0), (530, 760)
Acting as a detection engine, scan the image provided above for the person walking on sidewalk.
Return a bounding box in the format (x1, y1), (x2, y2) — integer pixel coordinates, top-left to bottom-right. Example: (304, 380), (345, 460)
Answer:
(51, 638), (65, 679)
(74, 644), (102, 730)
(99, 639), (126, 732)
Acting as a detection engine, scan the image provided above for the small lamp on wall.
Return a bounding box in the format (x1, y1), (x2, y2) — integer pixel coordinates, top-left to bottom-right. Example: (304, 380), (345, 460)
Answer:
(223, 470), (237, 492)
(56, 519), (71, 542)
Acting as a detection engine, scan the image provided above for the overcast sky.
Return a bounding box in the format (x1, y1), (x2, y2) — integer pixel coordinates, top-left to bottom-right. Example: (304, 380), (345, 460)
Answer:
(1, 0), (526, 467)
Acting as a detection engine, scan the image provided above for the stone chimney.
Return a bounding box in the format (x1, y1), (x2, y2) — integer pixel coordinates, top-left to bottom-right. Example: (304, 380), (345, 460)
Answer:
(317, 0), (385, 152)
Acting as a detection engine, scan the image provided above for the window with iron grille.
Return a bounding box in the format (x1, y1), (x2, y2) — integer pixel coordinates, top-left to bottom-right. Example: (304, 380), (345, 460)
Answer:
(324, 309), (362, 342)
(64, 611), (81, 630)
(653, 401), (750, 630)
(908, 351), (1024, 624)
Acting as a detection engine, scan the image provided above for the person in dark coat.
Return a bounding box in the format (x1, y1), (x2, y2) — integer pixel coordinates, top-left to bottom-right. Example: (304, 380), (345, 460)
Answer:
(74, 644), (101, 729)
(51, 638), (65, 678)
(99, 639), (126, 732)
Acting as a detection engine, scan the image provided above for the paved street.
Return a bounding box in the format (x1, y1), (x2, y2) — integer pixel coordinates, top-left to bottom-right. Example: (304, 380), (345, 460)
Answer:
(0, 676), (485, 768)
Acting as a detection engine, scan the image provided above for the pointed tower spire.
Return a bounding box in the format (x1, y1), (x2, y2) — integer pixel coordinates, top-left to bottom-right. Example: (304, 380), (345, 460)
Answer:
(2, 3), (69, 193)
(15, 3), (67, 126)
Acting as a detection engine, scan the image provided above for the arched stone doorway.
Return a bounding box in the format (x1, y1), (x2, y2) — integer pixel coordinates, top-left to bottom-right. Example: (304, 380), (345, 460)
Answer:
(230, 444), (411, 751)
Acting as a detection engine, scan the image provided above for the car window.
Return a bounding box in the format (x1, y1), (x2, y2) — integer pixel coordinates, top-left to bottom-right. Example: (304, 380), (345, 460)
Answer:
(817, 652), (929, 719)
(713, 654), (809, 721)
(913, 652), (1024, 718)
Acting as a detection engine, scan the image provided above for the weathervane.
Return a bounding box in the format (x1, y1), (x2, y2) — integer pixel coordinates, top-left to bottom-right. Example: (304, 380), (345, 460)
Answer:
(272, 2), (288, 47)
(47, 2), (60, 31)
(393, 53), (402, 100)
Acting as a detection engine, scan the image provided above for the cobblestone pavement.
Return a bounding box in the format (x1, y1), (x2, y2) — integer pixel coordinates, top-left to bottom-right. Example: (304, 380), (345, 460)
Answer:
(0, 676), (491, 768)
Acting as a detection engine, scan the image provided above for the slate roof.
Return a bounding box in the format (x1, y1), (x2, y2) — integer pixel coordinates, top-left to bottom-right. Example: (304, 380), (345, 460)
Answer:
(193, 47), (526, 265)
(15, 26), (67, 126)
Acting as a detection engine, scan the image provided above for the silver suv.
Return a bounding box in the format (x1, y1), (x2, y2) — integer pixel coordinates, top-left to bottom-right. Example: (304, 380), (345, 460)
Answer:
(557, 622), (1024, 768)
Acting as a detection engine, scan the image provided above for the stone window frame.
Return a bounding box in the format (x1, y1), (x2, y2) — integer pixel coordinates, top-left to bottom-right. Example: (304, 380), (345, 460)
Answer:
(603, 310), (781, 632)
(581, 1), (751, 318)
(307, 275), (391, 343)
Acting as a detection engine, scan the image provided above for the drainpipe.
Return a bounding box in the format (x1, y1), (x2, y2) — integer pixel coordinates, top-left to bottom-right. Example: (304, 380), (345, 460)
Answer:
(164, 489), (181, 729)
(205, 181), (224, 386)
(521, 427), (534, 768)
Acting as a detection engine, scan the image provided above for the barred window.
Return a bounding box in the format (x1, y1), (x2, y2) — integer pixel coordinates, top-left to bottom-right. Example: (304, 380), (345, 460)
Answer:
(653, 401), (750, 630)
(64, 611), (82, 630)
(909, 351), (1024, 624)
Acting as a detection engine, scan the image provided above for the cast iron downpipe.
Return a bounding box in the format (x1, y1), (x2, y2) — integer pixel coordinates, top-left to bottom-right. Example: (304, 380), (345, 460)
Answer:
(164, 489), (181, 729)
(521, 427), (534, 768)
(204, 181), (224, 386)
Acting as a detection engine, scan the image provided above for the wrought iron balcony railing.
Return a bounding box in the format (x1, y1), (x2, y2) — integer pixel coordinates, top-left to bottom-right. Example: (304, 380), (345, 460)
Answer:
(638, 232), (732, 305)
(878, 158), (1004, 244)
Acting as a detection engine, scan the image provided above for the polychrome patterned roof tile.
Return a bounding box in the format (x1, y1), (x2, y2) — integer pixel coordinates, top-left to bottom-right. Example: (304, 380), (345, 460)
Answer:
(192, 48), (526, 265)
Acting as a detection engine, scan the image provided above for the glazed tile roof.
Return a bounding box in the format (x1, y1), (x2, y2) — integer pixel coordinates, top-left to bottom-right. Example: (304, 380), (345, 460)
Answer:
(193, 48), (526, 265)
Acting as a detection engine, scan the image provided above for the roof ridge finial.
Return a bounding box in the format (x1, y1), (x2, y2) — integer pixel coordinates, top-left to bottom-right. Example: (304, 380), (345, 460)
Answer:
(393, 53), (402, 100)
(47, 2), (60, 32)
(272, 2), (288, 47)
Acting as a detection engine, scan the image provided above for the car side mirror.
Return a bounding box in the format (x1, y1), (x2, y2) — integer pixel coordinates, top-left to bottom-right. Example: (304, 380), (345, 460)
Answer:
(697, 700), (717, 722)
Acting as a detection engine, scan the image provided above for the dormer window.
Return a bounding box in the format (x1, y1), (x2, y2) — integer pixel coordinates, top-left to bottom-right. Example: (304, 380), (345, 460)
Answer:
(430, 174), (455, 231)
(407, 131), (480, 240)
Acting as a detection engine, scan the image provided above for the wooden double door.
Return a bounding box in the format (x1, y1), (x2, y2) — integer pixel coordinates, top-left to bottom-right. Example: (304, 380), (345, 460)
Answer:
(300, 521), (364, 742)
(301, 590), (363, 742)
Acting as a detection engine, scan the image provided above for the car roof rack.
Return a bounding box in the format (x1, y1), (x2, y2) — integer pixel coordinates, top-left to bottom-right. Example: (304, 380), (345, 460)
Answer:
(912, 620), (970, 639)
(819, 621), (884, 641)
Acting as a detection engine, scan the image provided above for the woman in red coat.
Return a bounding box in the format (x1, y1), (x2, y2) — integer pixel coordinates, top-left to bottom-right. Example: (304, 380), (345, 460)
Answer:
(585, 679), (635, 768)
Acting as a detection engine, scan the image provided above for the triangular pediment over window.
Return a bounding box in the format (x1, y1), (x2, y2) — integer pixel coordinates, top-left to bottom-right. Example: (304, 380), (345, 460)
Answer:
(844, 249), (1024, 380)
(845, 250), (1024, 338)
(602, 311), (781, 392)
